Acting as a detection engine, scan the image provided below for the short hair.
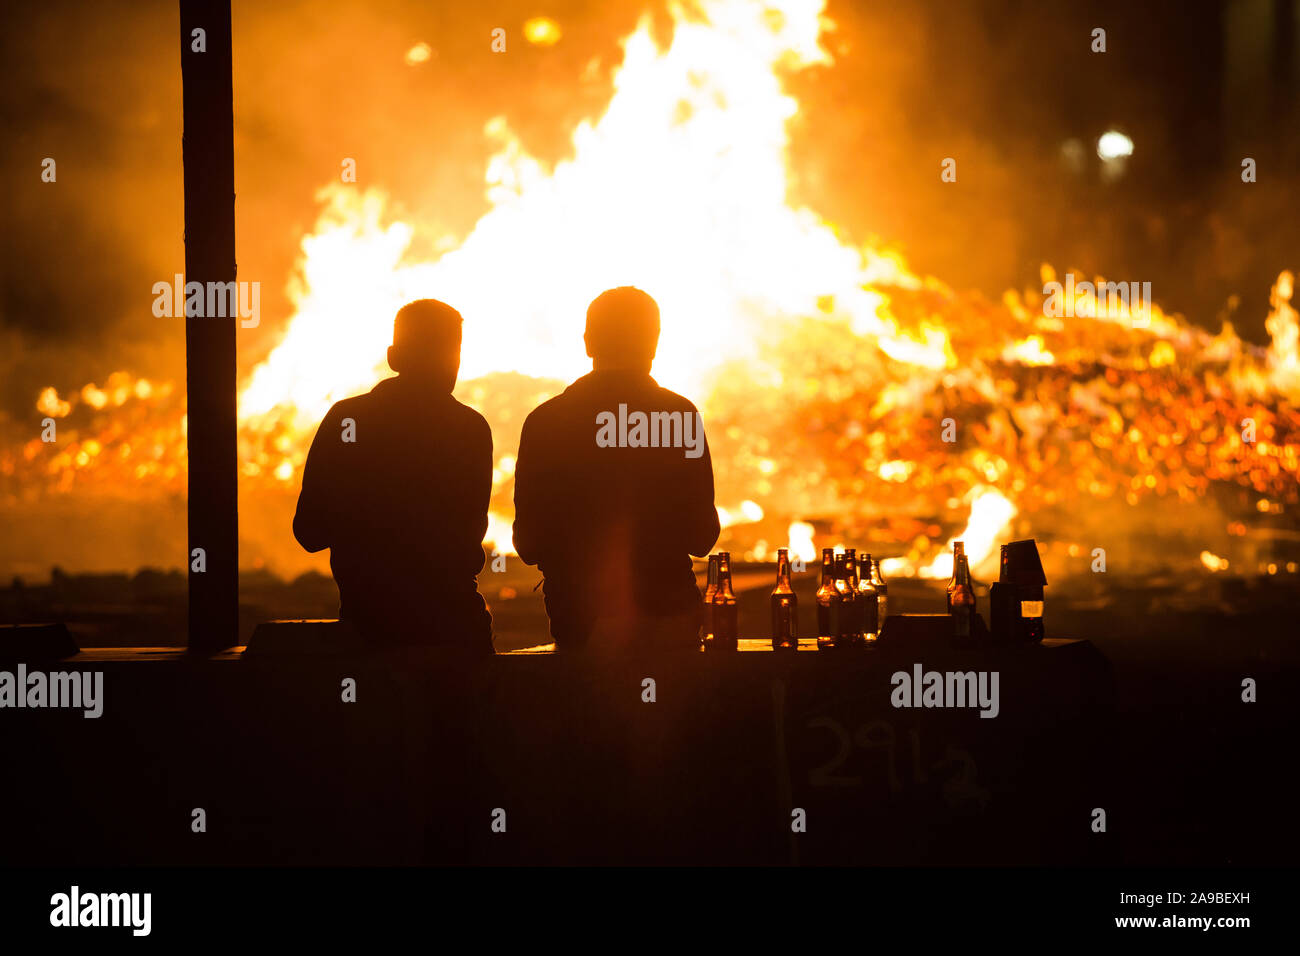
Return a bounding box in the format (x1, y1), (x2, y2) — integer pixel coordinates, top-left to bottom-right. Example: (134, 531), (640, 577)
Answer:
(393, 299), (462, 354)
(585, 287), (660, 365)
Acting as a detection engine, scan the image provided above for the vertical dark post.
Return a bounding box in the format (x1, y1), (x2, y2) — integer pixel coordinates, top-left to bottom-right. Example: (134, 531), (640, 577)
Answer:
(180, 0), (238, 654)
(1273, 0), (1295, 119)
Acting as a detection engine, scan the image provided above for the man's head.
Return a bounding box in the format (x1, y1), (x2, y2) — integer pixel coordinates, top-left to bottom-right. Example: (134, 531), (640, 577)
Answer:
(387, 299), (463, 390)
(584, 287), (660, 372)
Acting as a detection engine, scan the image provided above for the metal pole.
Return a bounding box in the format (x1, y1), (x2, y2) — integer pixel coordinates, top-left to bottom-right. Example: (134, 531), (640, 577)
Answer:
(180, 0), (238, 653)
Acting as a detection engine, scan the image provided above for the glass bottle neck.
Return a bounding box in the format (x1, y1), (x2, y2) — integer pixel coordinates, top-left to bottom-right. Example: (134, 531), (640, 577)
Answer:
(955, 554), (972, 586)
(775, 552), (792, 589)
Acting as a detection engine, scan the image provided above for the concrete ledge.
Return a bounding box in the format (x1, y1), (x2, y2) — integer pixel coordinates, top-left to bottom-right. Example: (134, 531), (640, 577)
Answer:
(244, 619), (362, 657)
(50, 635), (1090, 662)
(0, 623), (79, 661)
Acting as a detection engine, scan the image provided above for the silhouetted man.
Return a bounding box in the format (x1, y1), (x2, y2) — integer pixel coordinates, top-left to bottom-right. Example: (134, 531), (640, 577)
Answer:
(513, 287), (720, 651)
(294, 299), (494, 650)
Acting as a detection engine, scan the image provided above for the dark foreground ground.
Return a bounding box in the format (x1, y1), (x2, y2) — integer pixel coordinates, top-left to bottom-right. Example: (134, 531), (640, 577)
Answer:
(1, 565), (1297, 866)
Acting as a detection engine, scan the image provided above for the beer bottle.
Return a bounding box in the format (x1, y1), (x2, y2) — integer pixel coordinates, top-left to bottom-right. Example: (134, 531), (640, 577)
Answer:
(949, 548), (977, 641)
(945, 540), (967, 613)
(769, 548), (798, 651)
(815, 548), (841, 651)
(701, 554), (720, 648)
(858, 552), (879, 640)
(869, 556), (888, 635)
(711, 551), (738, 651)
(841, 549), (862, 646)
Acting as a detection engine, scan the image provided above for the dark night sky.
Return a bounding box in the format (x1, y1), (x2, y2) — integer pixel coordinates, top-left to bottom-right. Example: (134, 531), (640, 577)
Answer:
(2, 0), (1298, 421)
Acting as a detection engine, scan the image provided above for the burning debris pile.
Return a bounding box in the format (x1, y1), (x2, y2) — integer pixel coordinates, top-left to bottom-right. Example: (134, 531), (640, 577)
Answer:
(2, 0), (1298, 581)
(702, 267), (1300, 576)
(4, 375), (184, 498)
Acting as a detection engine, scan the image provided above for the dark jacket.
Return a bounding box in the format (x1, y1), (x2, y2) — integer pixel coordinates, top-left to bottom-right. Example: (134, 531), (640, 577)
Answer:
(293, 375), (493, 647)
(513, 369), (720, 646)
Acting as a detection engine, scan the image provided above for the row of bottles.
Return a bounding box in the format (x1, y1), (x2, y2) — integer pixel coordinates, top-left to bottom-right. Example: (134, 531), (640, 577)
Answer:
(699, 547), (889, 651)
(814, 548), (888, 650)
(702, 538), (1044, 651)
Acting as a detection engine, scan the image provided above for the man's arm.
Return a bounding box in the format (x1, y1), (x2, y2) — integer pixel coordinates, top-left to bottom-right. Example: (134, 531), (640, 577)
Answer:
(681, 414), (722, 557)
(463, 413), (493, 576)
(511, 410), (548, 568)
(293, 406), (344, 554)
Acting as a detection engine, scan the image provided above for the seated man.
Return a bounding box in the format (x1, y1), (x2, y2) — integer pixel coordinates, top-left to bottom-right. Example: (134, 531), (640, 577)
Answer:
(513, 287), (721, 651)
(293, 299), (494, 650)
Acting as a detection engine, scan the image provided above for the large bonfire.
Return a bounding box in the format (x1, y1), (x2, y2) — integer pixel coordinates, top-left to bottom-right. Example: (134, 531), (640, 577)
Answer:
(4, 0), (1298, 580)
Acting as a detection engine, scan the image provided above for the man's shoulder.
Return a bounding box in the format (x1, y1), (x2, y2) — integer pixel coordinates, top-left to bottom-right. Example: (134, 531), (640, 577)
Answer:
(412, 389), (491, 440)
(521, 384), (578, 430)
(322, 382), (488, 435)
(648, 383), (700, 415)
(522, 375), (702, 429)
(320, 391), (369, 424)
(446, 395), (491, 435)
(325, 377), (397, 416)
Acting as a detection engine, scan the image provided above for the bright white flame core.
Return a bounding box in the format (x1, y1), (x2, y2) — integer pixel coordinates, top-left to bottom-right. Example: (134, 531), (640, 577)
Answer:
(240, 0), (946, 427)
(787, 520), (817, 564)
(917, 489), (1018, 579)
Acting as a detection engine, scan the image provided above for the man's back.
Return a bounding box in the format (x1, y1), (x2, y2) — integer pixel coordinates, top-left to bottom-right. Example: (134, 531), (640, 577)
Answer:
(513, 369), (720, 646)
(294, 375), (493, 647)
